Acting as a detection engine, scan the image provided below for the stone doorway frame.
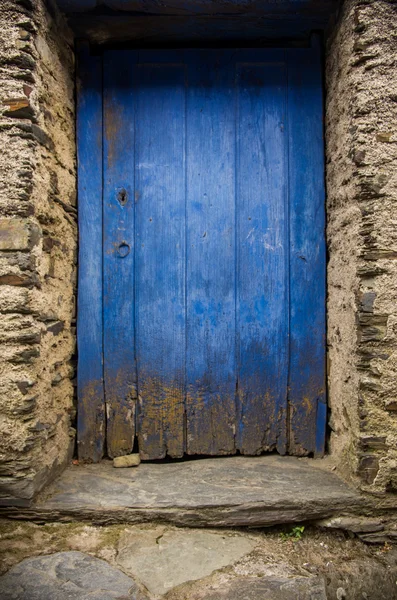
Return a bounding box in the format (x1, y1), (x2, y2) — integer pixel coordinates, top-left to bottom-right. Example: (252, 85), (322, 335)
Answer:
(0, 0), (396, 508)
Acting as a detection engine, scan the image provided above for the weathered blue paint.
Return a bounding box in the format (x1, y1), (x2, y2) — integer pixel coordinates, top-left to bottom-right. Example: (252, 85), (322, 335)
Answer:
(134, 52), (187, 459)
(287, 44), (326, 455)
(77, 47), (326, 459)
(185, 50), (237, 455)
(235, 50), (289, 455)
(76, 42), (105, 462)
(103, 51), (137, 457)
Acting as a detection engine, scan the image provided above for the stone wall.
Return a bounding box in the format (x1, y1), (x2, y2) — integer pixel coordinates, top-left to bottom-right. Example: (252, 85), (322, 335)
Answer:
(0, 0), (76, 505)
(326, 0), (397, 493)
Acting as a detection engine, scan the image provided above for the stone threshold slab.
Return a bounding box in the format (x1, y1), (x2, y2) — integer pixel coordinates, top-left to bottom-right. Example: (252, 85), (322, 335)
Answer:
(1, 456), (369, 526)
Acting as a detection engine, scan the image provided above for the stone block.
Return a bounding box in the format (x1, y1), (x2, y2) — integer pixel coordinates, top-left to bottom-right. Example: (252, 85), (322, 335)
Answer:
(2, 98), (34, 120)
(316, 516), (384, 534)
(31, 124), (55, 151)
(0, 438), (74, 507)
(0, 273), (36, 287)
(0, 251), (37, 273)
(0, 219), (31, 251)
(0, 288), (30, 313)
(357, 532), (392, 544)
(113, 454), (141, 468)
(359, 435), (388, 451)
(117, 527), (256, 595)
(0, 475), (36, 507)
(15, 379), (35, 395)
(46, 321), (64, 335)
(10, 395), (37, 416)
(385, 400), (397, 411)
(359, 291), (376, 313)
(9, 346), (40, 365)
(0, 551), (148, 600)
(376, 132), (392, 142)
(358, 317), (388, 342)
(6, 456), (365, 523)
(357, 454), (380, 484)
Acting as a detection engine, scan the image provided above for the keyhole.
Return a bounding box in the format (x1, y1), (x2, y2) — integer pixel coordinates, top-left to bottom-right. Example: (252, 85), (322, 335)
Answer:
(117, 188), (128, 206)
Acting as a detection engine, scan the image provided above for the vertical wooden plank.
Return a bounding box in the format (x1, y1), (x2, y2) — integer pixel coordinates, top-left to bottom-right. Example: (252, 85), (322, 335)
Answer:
(103, 50), (137, 458)
(235, 52), (289, 455)
(135, 55), (186, 459)
(185, 50), (236, 455)
(287, 46), (326, 455)
(76, 42), (105, 462)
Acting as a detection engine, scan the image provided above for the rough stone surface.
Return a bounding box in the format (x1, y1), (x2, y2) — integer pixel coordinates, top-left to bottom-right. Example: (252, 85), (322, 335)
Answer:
(167, 576), (327, 600)
(0, 551), (148, 600)
(0, 457), (368, 526)
(116, 527), (256, 595)
(316, 516), (385, 534)
(0, 0), (76, 506)
(326, 0), (397, 493)
(0, 219), (31, 251)
(1, 520), (397, 600)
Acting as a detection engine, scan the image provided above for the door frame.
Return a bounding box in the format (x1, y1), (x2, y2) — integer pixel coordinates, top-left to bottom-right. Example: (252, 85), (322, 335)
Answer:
(76, 39), (326, 462)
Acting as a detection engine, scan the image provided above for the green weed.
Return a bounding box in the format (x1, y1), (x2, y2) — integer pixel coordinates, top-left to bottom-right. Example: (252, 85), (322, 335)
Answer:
(280, 525), (305, 542)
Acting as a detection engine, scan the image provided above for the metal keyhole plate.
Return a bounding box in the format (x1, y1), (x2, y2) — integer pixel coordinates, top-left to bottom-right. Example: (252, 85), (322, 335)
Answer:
(117, 188), (128, 206)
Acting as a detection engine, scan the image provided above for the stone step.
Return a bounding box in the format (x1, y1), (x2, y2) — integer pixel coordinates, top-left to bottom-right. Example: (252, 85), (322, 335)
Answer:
(0, 455), (370, 527)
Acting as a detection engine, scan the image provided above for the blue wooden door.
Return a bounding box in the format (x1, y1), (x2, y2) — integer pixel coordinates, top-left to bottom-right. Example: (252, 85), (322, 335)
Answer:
(78, 46), (326, 461)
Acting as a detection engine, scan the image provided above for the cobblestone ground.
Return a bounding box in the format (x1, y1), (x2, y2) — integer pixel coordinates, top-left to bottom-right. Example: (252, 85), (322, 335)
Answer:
(0, 520), (396, 599)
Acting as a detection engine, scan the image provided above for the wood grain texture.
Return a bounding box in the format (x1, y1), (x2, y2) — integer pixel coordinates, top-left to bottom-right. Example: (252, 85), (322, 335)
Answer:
(103, 50), (137, 458)
(235, 51), (288, 455)
(76, 42), (105, 462)
(135, 53), (186, 459)
(185, 50), (237, 455)
(287, 46), (326, 455)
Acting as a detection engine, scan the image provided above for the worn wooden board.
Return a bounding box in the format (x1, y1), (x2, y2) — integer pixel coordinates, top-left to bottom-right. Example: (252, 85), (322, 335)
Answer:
(76, 42), (105, 462)
(287, 43), (326, 455)
(135, 52), (187, 459)
(235, 51), (288, 455)
(103, 50), (137, 457)
(185, 50), (236, 455)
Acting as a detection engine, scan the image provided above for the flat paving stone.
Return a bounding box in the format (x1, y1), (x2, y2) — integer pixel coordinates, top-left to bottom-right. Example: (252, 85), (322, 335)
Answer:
(0, 551), (149, 600)
(116, 527), (256, 595)
(2, 456), (367, 526)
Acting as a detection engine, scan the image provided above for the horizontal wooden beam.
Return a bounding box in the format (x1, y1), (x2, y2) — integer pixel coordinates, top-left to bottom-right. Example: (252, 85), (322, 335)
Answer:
(56, 1), (338, 44)
(57, 0), (338, 16)
(69, 15), (335, 45)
